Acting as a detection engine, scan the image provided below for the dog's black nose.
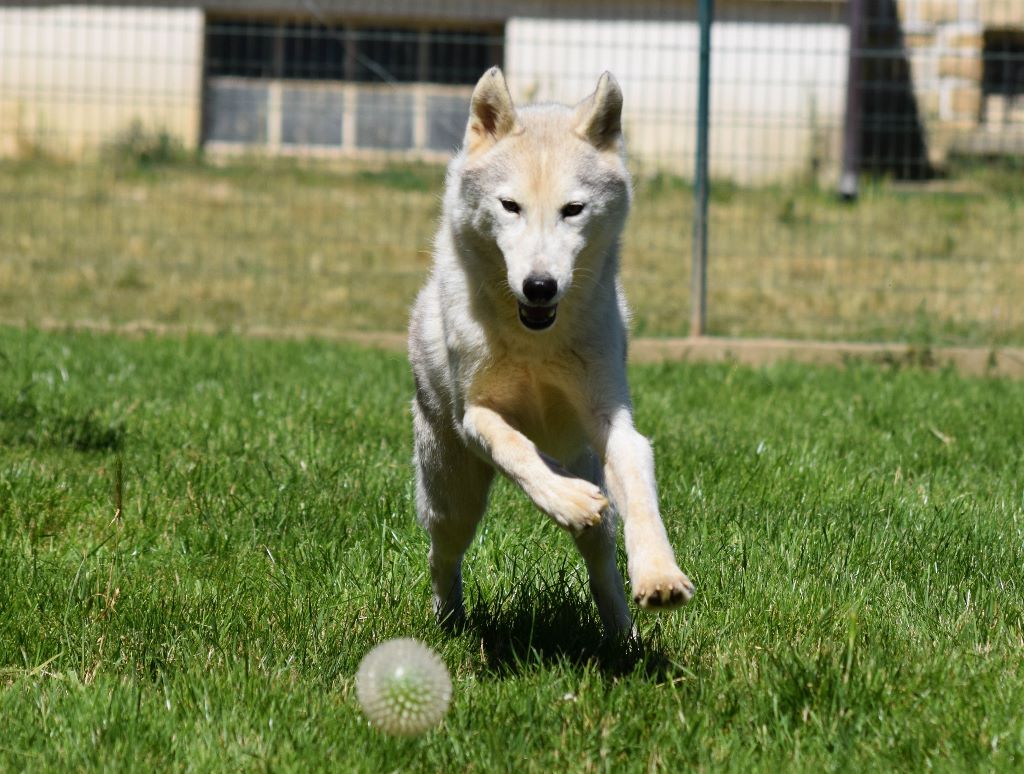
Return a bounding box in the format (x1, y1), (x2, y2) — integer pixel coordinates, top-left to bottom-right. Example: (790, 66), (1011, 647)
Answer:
(523, 274), (557, 304)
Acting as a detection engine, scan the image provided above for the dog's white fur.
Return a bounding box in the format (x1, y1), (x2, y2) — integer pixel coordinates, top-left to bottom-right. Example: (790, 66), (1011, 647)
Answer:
(409, 68), (694, 636)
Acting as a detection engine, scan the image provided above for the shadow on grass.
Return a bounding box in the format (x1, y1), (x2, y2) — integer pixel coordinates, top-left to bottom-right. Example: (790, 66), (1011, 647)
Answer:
(0, 388), (124, 453)
(463, 560), (677, 680)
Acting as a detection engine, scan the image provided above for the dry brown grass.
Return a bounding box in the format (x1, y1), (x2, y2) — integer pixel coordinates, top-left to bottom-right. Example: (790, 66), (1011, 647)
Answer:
(1, 157), (1020, 344)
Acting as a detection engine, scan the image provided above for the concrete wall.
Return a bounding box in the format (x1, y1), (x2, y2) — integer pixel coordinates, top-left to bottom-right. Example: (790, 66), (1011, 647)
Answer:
(0, 4), (850, 184)
(507, 14), (849, 184)
(0, 6), (203, 157)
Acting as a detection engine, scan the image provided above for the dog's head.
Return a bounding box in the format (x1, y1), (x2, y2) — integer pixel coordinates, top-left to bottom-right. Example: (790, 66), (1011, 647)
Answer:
(451, 68), (632, 332)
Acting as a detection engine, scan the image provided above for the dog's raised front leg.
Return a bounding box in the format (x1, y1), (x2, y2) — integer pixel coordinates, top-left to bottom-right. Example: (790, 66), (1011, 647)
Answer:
(601, 411), (695, 610)
(463, 404), (607, 533)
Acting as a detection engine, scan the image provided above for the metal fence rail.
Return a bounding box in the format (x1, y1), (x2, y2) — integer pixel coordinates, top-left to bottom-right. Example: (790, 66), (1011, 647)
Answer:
(0, 1), (1021, 345)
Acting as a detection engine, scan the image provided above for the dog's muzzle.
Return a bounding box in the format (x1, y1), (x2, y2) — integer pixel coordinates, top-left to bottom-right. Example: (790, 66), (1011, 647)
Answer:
(518, 302), (557, 331)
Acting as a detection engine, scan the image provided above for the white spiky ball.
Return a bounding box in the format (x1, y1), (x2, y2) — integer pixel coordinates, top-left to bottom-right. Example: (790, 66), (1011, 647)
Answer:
(356, 638), (452, 736)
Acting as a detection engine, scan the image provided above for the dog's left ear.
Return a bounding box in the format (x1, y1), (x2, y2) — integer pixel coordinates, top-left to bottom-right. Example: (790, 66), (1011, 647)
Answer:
(574, 72), (623, 150)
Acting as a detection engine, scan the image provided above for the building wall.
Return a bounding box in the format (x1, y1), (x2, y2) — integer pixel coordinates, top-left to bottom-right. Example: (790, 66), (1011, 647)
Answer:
(0, 3), (849, 184)
(0, 6), (203, 157)
(507, 14), (850, 184)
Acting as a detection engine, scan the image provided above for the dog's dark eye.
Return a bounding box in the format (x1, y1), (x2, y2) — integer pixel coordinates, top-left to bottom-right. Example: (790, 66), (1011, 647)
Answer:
(561, 202), (585, 218)
(499, 198), (520, 214)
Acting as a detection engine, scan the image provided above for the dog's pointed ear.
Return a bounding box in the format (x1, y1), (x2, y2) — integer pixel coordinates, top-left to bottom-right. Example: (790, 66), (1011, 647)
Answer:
(465, 67), (518, 155)
(574, 72), (623, 150)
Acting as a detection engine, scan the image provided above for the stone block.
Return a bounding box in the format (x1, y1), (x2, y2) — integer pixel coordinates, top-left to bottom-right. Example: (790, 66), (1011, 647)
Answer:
(982, 94), (1006, 124)
(918, 91), (942, 118)
(951, 87), (982, 116)
(939, 55), (983, 79)
(946, 33), (984, 49)
(925, 128), (953, 166)
(980, 0), (1024, 27)
(910, 53), (938, 84)
(896, 0), (915, 24)
(957, 0), (981, 21)
(947, 117), (979, 130)
(917, 0), (960, 24)
(904, 32), (937, 50)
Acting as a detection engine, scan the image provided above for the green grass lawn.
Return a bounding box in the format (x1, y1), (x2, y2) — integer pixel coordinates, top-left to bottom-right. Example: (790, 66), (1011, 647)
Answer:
(1, 325), (1022, 771)
(1, 156), (1022, 345)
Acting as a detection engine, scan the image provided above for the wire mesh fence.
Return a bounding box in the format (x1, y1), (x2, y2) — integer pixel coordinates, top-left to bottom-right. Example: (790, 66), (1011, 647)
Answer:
(0, 1), (1021, 345)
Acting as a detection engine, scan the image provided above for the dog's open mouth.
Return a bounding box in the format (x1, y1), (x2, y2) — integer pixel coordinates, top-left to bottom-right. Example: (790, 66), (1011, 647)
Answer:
(518, 302), (558, 331)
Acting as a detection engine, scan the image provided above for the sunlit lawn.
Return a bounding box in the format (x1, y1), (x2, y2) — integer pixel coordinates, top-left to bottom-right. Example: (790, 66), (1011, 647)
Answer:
(1, 156), (1021, 344)
(1, 326), (1022, 770)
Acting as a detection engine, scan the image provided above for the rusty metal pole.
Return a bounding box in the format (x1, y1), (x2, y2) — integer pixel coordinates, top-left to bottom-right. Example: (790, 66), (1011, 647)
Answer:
(840, 0), (865, 200)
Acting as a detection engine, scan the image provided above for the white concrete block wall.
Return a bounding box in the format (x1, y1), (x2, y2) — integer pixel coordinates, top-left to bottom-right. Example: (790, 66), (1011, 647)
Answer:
(0, 6), (849, 183)
(507, 17), (849, 184)
(0, 6), (204, 156)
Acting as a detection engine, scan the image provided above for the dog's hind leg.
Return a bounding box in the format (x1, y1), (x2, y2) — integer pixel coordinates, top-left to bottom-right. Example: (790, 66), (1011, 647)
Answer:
(567, 451), (633, 638)
(414, 401), (494, 629)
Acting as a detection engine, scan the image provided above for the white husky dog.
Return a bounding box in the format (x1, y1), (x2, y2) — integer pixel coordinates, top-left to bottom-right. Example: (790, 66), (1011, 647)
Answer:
(409, 68), (694, 637)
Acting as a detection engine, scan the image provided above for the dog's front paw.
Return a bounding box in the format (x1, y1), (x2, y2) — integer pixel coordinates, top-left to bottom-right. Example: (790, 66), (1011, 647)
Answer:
(631, 562), (695, 611)
(529, 475), (607, 533)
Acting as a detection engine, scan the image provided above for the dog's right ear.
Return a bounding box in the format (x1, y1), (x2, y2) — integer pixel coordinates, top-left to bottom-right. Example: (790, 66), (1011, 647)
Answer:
(574, 72), (623, 151)
(465, 67), (518, 155)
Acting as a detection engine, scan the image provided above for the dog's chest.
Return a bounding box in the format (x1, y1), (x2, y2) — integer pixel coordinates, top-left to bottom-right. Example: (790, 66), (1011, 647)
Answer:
(471, 357), (590, 458)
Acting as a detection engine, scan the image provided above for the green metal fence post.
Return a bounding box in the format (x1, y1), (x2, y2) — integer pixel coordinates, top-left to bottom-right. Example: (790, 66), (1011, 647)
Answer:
(691, 0), (713, 338)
